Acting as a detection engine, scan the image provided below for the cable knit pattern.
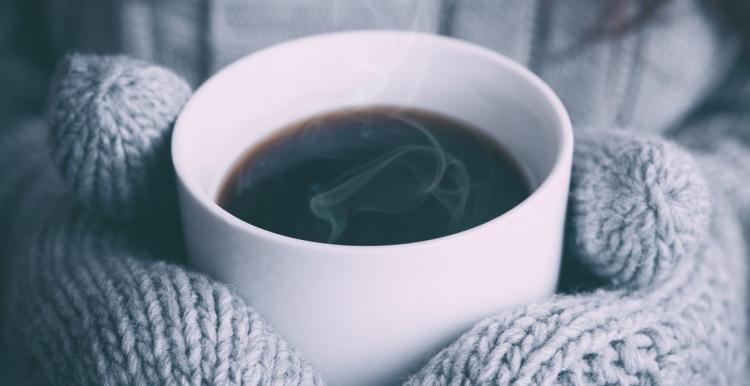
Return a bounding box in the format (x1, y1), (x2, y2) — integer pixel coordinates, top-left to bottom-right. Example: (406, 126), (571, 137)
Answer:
(47, 54), (192, 221)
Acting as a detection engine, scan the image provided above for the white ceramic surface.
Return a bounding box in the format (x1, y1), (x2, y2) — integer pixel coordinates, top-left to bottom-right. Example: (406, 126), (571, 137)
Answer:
(172, 30), (573, 386)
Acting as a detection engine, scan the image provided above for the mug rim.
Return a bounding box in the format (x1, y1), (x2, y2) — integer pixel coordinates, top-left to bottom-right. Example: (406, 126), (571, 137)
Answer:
(172, 29), (573, 252)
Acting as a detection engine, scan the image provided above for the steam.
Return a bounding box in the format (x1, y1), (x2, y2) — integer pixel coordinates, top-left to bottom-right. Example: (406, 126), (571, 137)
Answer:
(309, 114), (470, 243)
(306, 1), (456, 242)
(328, 1), (434, 106)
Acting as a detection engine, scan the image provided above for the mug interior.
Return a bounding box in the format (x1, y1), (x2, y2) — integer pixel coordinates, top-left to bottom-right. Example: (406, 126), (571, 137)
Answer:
(173, 31), (569, 239)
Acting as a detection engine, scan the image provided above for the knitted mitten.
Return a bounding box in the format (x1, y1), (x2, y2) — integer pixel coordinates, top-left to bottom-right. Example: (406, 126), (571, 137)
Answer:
(4, 54), (324, 385)
(4, 54), (746, 385)
(407, 132), (747, 385)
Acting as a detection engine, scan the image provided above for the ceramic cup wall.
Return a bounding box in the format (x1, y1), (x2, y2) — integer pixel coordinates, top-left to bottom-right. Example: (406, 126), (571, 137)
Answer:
(172, 31), (573, 385)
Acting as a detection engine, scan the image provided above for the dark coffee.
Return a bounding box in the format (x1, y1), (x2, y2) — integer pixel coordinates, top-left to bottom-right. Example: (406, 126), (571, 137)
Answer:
(217, 106), (531, 245)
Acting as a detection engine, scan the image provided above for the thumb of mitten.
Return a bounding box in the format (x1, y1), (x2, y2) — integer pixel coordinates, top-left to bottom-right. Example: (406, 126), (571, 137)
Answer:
(568, 129), (711, 288)
(47, 54), (192, 221)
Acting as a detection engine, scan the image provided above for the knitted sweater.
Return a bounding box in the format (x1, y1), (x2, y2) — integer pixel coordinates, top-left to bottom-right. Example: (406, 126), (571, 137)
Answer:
(1, 1), (749, 385)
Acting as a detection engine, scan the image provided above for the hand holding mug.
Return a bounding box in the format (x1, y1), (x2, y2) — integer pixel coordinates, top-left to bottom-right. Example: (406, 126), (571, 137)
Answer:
(14, 32), (730, 385)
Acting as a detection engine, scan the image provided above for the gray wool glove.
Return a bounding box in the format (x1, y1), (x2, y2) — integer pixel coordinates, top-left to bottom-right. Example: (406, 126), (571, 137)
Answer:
(3, 54), (746, 385)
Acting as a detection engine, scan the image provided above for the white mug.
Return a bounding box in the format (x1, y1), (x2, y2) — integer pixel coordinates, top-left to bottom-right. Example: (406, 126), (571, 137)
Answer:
(172, 30), (573, 385)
